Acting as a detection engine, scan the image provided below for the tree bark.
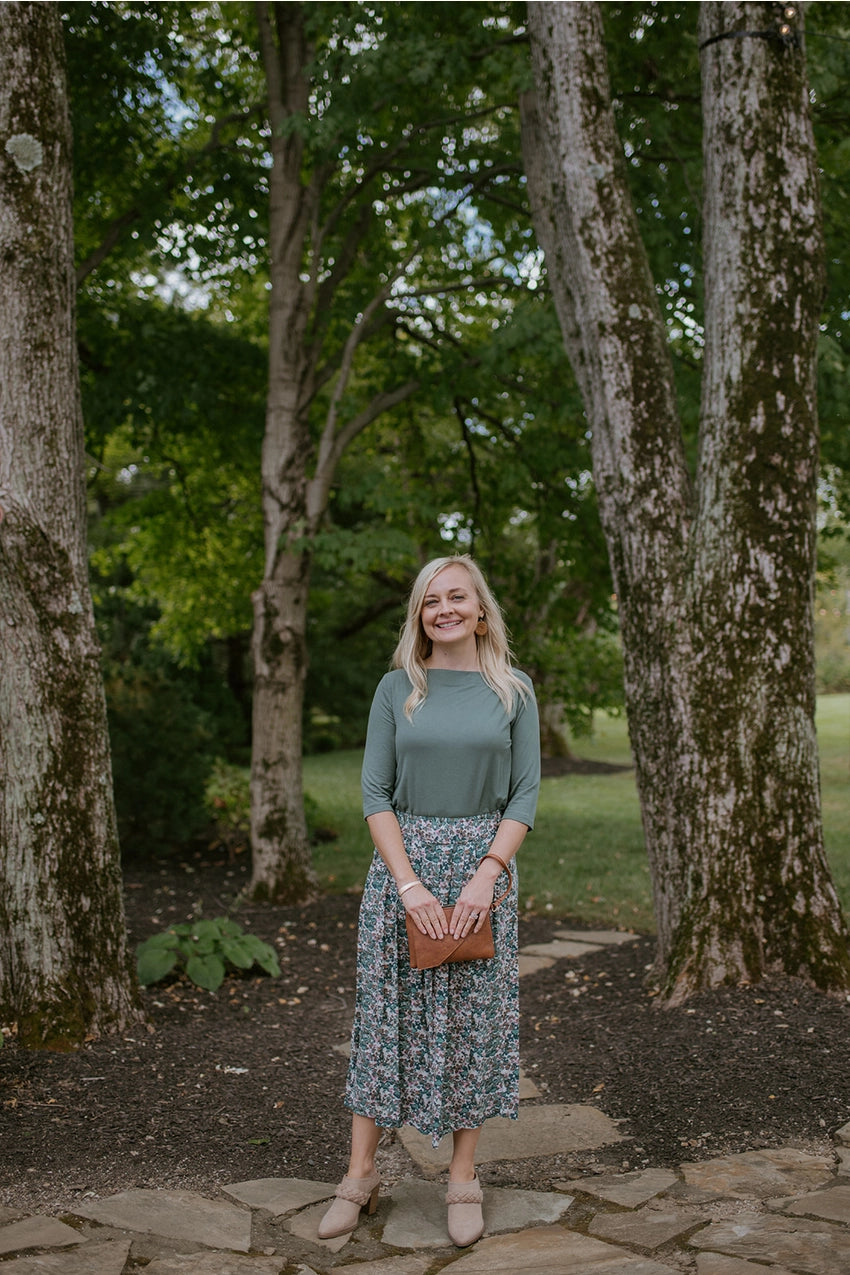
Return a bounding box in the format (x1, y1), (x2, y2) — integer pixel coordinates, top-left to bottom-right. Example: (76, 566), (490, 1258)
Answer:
(523, 1), (850, 1002)
(0, 3), (140, 1045)
(250, 1), (317, 902)
(250, 2), (419, 901)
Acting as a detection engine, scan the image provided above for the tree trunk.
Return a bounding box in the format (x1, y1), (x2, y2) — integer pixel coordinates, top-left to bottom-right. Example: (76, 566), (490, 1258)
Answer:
(0, 2), (140, 1046)
(249, 2), (419, 901)
(523, 1), (850, 1002)
(250, 1), (317, 902)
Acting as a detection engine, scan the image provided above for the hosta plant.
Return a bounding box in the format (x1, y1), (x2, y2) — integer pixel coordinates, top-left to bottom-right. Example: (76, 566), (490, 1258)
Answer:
(136, 917), (281, 992)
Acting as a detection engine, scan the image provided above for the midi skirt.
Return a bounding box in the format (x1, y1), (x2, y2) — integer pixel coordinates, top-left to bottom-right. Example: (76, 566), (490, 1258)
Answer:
(345, 811), (519, 1146)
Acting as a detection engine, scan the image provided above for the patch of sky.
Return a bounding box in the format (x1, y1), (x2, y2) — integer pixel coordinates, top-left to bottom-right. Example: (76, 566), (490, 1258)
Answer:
(662, 284), (704, 349)
(818, 467), (847, 531)
(438, 512), (473, 544)
(565, 471), (594, 496)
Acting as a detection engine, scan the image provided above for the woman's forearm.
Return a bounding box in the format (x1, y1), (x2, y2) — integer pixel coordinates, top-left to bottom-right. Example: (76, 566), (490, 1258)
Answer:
(484, 817), (528, 870)
(365, 811), (418, 886)
(366, 810), (448, 938)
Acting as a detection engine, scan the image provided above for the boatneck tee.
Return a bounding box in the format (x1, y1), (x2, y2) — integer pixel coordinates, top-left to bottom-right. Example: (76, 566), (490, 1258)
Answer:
(361, 667), (540, 827)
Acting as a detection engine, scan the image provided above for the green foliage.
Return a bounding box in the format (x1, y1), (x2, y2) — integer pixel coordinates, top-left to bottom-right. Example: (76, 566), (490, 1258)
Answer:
(82, 300), (265, 666)
(106, 664), (215, 858)
(203, 760), (323, 846)
(815, 559), (850, 693)
(204, 759), (251, 837)
(136, 917), (280, 992)
(66, 1), (850, 821)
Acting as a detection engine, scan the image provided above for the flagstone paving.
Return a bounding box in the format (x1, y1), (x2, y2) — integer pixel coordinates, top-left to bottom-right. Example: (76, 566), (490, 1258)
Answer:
(679, 1147), (835, 1200)
(2, 925), (849, 1273)
(399, 1100), (627, 1172)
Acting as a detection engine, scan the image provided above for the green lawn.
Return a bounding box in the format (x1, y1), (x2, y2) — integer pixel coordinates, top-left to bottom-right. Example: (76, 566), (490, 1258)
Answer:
(305, 693), (850, 933)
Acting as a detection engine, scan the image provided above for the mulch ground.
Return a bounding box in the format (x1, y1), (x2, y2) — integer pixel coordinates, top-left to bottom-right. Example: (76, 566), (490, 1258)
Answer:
(1, 848), (849, 1215)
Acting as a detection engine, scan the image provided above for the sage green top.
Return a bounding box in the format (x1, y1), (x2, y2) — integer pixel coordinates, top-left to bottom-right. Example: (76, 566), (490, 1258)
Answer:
(361, 668), (540, 828)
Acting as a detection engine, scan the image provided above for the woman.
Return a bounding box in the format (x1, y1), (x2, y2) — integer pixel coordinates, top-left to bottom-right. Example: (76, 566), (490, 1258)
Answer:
(319, 554), (540, 1247)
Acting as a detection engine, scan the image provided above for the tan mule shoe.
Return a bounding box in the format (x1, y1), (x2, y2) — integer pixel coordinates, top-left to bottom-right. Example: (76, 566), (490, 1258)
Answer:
(446, 1174), (484, 1246)
(317, 1170), (381, 1239)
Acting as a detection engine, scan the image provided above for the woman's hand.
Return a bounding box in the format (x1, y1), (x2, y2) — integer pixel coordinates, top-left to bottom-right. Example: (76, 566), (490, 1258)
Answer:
(449, 866), (498, 939)
(402, 883), (448, 939)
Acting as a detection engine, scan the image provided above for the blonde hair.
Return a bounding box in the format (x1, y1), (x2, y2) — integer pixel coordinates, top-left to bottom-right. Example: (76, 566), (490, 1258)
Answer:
(392, 554), (530, 720)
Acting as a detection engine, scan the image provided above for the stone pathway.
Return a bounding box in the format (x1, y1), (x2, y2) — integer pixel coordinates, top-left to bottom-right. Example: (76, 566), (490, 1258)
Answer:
(3, 928), (850, 1273)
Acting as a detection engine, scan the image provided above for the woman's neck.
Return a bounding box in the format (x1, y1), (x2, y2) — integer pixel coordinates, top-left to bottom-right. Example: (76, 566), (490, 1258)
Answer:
(425, 641), (480, 672)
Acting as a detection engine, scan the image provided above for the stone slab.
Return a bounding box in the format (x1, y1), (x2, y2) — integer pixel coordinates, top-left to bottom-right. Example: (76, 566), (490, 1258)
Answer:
(519, 1068), (541, 1099)
(0, 1216), (81, 1256)
(322, 1257), (433, 1275)
(0, 1239), (132, 1275)
(222, 1177), (336, 1215)
(554, 929), (640, 946)
(557, 1167), (678, 1208)
(680, 1147), (834, 1199)
(664, 1181), (725, 1205)
(696, 1254), (799, 1275)
(400, 1102), (625, 1171)
(75, 1189), (251, 1252)
(590, 1204), (707, 1251)
(381, 1178), (573, 1249)
(144, 1254), (282, 1275)
(520, 940), (603, 959)
(447, 1224), (677, 1273)
(519, 954), (555, 976)
(834, 1120), (850, 1146)
(691, 1210), (850, 1275)
(0, 1208), (26, 1225)
(282, 1200), (356, 1253)
(783, 1181), (850, 1224)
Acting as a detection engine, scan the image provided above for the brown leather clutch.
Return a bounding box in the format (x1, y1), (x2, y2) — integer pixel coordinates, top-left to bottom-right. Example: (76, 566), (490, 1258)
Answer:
(405, 907), (495, 969)
(404, 856), (513, 970)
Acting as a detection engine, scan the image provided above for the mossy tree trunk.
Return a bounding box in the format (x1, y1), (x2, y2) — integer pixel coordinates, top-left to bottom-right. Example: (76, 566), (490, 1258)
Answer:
(523, 1), (850, 1002)
(0, 3), (140, 1046)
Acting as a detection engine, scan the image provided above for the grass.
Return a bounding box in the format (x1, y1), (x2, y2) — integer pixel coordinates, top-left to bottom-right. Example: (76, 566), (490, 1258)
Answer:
(818, 693), (850, 916)
(304, 694), (850, 934)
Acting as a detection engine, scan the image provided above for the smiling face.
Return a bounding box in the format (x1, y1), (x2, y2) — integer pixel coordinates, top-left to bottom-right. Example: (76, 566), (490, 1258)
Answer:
(419, 563), (482, 659)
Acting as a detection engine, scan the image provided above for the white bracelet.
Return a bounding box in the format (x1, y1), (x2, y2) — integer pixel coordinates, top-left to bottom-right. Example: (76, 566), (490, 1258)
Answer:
(397, 879), (421, 898)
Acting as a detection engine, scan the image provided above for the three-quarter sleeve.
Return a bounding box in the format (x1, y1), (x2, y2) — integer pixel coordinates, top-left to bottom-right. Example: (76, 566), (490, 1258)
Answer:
(360, 667), (540, 823)
(361, 673), (399, 818)
(501, 676), (541, 829)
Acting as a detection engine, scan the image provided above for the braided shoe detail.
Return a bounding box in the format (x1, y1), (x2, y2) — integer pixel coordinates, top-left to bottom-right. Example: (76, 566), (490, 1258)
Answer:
(317, 1171), (380, 1240)
(446, 1174), (484, 1247)
(335, 1177), (376, 1205)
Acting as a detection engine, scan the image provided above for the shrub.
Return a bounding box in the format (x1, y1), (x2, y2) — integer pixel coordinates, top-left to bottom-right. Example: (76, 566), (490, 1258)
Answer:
(106, 666), (213, 858)
(204, 760), (327, 847)
(136, 917), (280, 992)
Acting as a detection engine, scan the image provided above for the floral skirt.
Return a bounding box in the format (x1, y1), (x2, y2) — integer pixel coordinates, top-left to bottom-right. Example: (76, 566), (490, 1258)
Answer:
(345, 811), (519, 1146)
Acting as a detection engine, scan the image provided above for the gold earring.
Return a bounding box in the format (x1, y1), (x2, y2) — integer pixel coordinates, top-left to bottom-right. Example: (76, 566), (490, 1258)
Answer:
(475, 617), (487, 636)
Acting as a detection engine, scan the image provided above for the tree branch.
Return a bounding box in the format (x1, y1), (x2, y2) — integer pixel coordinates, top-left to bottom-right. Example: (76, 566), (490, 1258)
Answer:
(75, 104), (263, 286)
(334, 590), (406, 640)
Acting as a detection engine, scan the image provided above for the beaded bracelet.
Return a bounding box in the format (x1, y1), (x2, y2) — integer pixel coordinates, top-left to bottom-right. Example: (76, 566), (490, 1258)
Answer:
(397, 879), (421, 898)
